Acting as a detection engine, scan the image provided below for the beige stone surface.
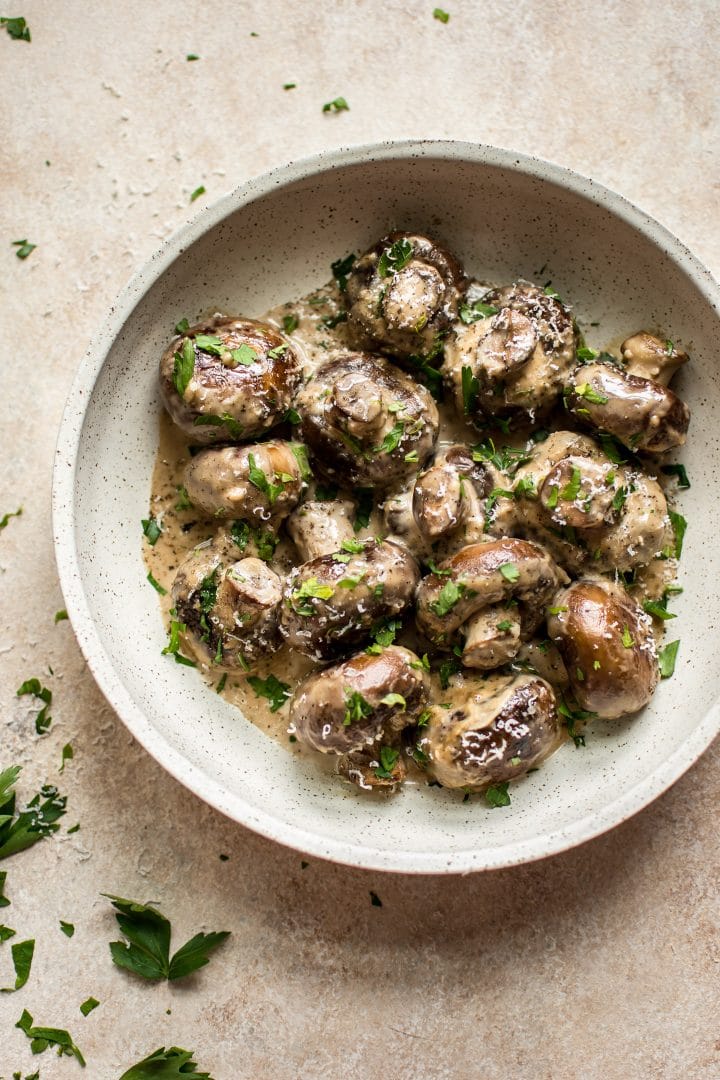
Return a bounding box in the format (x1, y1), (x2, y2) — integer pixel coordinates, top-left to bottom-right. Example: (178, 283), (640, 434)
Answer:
(1, 1), (719, 1076)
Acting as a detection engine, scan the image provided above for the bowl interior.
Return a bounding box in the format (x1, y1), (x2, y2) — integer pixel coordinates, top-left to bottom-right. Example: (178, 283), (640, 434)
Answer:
(57, 144), (720, 872)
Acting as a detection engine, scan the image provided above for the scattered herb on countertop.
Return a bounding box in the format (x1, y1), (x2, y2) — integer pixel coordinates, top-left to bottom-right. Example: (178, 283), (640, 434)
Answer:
(322, 96), (349, 113)
(16, 1008), (85, 1065)
(1, 15), (30, 40)
(0, 870), (9, 907)
(16, 679), (52, 734)
(80, 996), (100, 1017)
(59, 743), (73, 773)
(369, 891), (383, 907)
(0, 507), (22, 530)
(186, 53), (199, 61)
(11, 239), (36, 259)
(1, 937), (34, 991)
(0, 767), (67, 860)
(433, 7), (450, 22)
(119, 1045), (214, 1079)
(104, 894), (230, 982)
(60, 920), (75, 938)
(54, 608), (68, 623)
(190, 185), (206, 202)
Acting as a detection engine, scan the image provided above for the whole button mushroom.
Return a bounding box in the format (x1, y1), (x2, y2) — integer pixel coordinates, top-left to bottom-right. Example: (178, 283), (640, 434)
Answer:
(415, 537), (568, 669)
(383, 444), (497, 562)
(419, 672), (563, 790)
(171, 536), (283, 670)
(564, 359), (690, 453)
(296, 351), (439, 489)
(290, 645), (431, 757)
(184, 440), (306, 524)
(345, 232), (466, 359)
(280, 539), (420, 661)
(495, 430), (674, 575)
(286, 498), (357, 562)
(444, 281), (577, 426)
(547, 577), (659, 719)
(621, 332), (689, 385)
(159, 315), (301, 443)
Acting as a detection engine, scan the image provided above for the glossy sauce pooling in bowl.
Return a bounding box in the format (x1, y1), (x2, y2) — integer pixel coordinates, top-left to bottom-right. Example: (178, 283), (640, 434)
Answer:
(144, 232), (690, 801)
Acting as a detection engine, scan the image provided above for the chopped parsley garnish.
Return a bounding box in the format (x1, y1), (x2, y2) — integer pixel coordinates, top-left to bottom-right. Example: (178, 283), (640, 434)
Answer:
(338, 574), (365, 589)
(172, 337), (195, 397)
(0, 925), (14, 942)
(291, 576), (334, 615)
(267, 342), (289, 359)
(598, 433), (627, 464)
(174, 485), (193, 511)
(80, 997), (100, 1017)
(282, 313), (299, 334)
(0, 870), (8, 907)
(574, 382), (609, 405)
(331, 252), (356, 291)
(433, 7), (450, 22)
(104, 894), (230, 982)
(119, 1046), (213, 1079)
(557, 697), (595, 747)
(215, 673), (227, 694)
(499, 562), (520, 583)
(343, 690), (372, 727)
(513, 476), (536, 498)
(658, 639), (680, 678)
(231, 342), (258, 365)
(471, 439), (530, 475)
(373, 421), (404, 455)
(458, 299), (498, 323)
(322, 96), (349, 113)
(16, 1008), (85, 1064)
(230, 520), (250, 550)
(193, 413), (244, 439)
(11, 238), (35, 259)
(576, 346), (598, 362)
(198, 567), (218, 613)
(147, 571), (167, 595)
(621, 625), (634, 648)
(59, 743), (73, 773)
(341, 537), (365, 554)
(141, 515), (162, 545)
(0, 507), (22, 531)
(429, 579), (465, 618)
(485, 487), (515, 513)
(16, 678), (52, 735)
(547, 605), (567, 616)
(661, 463), (690, 488)
(162, 620), (196, 667)
(668, 510), (687, 557)
(380, 693), (406, 710)
(60, 919), (74, 938)
(246, 674), (291, 712)
(545, 484), (559, 509)
(377, 237), (413, 278)
(353, 489), (373, 532)
(496, 619), (514, 632)
(485, 782), (511, 808)
(291, 442), (312, 481)
(438, 655), (461, 689)
(374, 746), (400, 779)
(2, 937), (34, 991)
(320, 310), (348, 329)
(559, 467), (581, 502)
(174, 317), (190, 334)
(247, 453), (285, 504)
(190, 185), (206, 202)
(642, 599), (676, 621)
(461, 365), (479, 414)
(1, 15), (30, 41)
(611, 486), (627, 512)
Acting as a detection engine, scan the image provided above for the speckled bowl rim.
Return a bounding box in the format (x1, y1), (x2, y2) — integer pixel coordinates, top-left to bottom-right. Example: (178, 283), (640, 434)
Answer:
(52, 139), (720, 874)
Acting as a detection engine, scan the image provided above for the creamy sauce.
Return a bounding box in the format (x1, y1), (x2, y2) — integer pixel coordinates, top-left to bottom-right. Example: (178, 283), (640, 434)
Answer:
(144, 278), (682, 757)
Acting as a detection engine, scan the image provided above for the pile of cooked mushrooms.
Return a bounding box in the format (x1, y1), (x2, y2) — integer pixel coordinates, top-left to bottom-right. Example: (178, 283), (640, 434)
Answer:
(153, 231), (690, 801)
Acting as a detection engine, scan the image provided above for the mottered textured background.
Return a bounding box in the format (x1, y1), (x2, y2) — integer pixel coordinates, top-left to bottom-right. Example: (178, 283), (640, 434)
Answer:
(1, 1), (719, 1077)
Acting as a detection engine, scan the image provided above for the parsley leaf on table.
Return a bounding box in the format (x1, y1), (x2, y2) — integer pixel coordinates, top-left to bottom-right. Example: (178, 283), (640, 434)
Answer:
(1, 937), (34, 991)
(104, 895), (230, 982)
(15, 1008), (85, 1065)
(119, 1045), (214, 1079)
(0, 766), (67, 860)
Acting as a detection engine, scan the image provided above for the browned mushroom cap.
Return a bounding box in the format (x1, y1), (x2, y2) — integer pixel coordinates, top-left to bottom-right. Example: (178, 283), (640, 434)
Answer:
(415, 538), (568, 669)
(345, 232), (466, 359)
(290, 645), (431, 755)
(280, 539), (419, 661)
(419, 672), (562, 790)
(564, 360), (690, 453)
(296, 351), (439, 489)
(184, 440), (305, 523)
(539, 455), (618, 529)
(547, 577), (658, 719)
(172, 538), (282, 670)
(621, 332), (689, 386)
(159, 315), (301, 443)
(444, 281), (577, 426)
(286, 498), (357, 562)
(384, 444), (496, 562)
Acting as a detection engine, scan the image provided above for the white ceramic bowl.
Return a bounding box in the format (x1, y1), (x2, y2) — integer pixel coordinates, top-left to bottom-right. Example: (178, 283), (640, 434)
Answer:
(53, 141), (720, 873)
